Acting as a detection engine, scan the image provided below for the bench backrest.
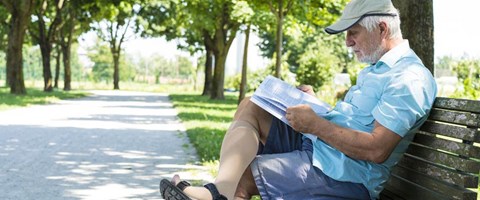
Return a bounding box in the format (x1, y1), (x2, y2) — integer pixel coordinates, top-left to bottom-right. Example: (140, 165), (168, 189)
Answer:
(380, 97), (480, 200)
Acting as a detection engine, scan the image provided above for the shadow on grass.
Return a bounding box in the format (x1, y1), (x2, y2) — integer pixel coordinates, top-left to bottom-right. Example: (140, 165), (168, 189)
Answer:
(0, 87), (89, 109)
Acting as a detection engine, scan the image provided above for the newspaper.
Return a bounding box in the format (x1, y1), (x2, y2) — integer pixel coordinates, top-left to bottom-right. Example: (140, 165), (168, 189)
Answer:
(250, 75), (332, 126)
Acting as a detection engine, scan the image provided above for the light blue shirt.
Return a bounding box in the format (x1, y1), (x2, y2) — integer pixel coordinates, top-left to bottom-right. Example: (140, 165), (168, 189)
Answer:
(309, 41), (437, 199)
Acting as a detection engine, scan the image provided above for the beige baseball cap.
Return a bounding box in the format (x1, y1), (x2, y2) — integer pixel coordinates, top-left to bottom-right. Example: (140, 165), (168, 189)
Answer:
(325, 0), (397, 34)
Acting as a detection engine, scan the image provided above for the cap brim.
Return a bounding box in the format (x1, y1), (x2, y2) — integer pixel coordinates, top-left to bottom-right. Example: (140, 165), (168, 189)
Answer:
(325, 17), (361, 34)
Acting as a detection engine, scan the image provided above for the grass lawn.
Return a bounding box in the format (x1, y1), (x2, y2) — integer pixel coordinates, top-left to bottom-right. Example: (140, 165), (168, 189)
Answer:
(169, 92), (238, 163)
(0, 87), (89, 111)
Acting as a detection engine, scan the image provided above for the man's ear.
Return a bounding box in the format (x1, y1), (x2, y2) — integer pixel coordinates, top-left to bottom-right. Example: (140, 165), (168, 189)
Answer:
(379, 22), (388, 38)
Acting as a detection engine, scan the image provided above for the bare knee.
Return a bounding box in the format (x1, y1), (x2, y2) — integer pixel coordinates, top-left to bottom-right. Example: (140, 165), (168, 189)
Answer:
(234, 97), (254, 120)
(232, 97), (272, 143)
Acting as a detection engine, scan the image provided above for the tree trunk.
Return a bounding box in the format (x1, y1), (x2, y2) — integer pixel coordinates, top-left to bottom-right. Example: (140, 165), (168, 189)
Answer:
(54, 45), (60, 88)
(61, 10), (75, 91)
(210, 27), (238, 100)
(204, 2), (240, 100)
(392, 0), (434, 75)
(112, 50), (120, 90)
(39, 42), (53, 92)
(62, 41), (72, 91)
(105, 19), (131, 91)
(202, 47), (213, 96)
(274, 0), (284, 78)
(58, 4), (75, 91)
(4, 0), (35, 95)
(35, 0), (65, 92)
(211, 49), (228, 100)
(6, 17), (27, 94)
(238, 24), (251, 105)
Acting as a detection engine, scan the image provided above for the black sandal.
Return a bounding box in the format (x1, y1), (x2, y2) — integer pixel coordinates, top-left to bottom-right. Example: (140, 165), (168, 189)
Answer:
(204, 183), (227, 200)
(159, 178), (227, 200)
(160, 179), (192, 200)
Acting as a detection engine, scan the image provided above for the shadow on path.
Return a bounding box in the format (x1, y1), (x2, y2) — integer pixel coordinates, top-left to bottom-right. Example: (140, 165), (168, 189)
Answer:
(0, 90), (212, 200)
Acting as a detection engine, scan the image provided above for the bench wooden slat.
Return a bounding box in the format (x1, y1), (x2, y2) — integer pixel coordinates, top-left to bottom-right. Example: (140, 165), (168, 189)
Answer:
(413, 132), (480, 158)
(398, 154), (478, 187)
(381, 97), (480, 200)
(383, 173), (454, 200)
(406, 144), (480, 173)
(419, 121), (480, 142)
(386, 166), (478, 200)
(429, 108), (480, 127)
(434, 97), (480, 113)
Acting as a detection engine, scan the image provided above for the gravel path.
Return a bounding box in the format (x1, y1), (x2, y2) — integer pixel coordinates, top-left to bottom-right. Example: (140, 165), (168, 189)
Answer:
(0, 90), (212, 200)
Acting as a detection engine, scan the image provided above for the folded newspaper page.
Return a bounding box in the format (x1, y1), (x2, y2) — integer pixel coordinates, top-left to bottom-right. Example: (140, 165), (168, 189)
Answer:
(250, 75), (332, 126)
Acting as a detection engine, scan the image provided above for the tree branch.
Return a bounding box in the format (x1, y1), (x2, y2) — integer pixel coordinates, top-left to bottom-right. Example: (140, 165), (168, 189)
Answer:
(268, 1), (276, 15)
(284, 0), (294, 15)
(0, 0), (13, 13)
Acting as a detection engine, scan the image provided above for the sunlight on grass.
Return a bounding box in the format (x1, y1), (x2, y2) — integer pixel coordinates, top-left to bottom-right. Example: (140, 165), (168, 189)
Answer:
(169, 93), (238, 163)
(0, 80), (197, 111)
(0, 87), (89, 111)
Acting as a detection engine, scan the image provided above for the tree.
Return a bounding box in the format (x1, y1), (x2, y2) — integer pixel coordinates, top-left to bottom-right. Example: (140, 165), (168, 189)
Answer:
(30, 0), (66, 92)
(392, 0), (434, 74)
(1, 0), (35, 95)
(138, 0), (255, 99)
(53, 45), (61, 88)
(268, 0), (293, 78)
(90, 0), (139, 90)
(56, 0), (96, 91)
(254, 0), (346, 82)
(0, 5), (10, 85)
(88, 39), (112, 83)
(295, 33), (342, 91)
(201, 0), (251, 99)
(0, 5), (9, 52)
(238, 24), (251, 104)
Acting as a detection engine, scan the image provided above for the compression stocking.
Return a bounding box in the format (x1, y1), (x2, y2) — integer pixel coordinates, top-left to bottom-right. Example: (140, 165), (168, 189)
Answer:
(182, 120), (260, 200)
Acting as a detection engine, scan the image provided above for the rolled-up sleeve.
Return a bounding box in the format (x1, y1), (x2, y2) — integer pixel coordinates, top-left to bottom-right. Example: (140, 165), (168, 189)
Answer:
(372, 69), (434, 137)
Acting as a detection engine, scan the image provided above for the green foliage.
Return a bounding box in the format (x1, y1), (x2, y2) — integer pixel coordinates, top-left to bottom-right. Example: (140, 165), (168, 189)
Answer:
(294, 33), (343, 91)
(257, 0), (347, 67)
(0, 6), (9, 52)
(346, 61), (365, 86)
(449, 57), (480, 99)
(131, 53), (195, 83)
(88, 40), (113, 83)
(169, 93), (237, 162)
(224, 74), (241, 91)
(0, 51), (6, 81)
(175, 55), (195, 78)
(119, 54), (136, 81)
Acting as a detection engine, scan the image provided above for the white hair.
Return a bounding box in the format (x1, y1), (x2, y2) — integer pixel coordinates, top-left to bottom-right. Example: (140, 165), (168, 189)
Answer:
(358, 9), (403, 39)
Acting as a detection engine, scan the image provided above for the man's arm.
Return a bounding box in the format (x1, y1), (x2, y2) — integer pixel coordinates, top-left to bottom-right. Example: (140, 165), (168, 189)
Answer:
(286, 104), (401, 164)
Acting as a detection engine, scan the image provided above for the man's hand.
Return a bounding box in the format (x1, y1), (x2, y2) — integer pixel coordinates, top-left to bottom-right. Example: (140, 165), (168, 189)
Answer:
(297, 85), (315, 96)
(285, 104), (319, 133)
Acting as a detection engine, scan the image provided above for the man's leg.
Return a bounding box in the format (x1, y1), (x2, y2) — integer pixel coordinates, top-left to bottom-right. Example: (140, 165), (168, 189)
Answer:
(176, 97), (272, 200)
(236, 114), (306, 199)
(234, 165), (259, 199)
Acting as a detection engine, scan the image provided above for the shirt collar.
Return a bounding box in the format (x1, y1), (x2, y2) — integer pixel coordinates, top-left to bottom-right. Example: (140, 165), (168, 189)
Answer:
(374, 40), (410, 69)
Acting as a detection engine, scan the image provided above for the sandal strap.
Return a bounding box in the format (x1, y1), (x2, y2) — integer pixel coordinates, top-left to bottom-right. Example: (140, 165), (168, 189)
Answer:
(176, 180), (191, 191)
(204, 183), (227, 200)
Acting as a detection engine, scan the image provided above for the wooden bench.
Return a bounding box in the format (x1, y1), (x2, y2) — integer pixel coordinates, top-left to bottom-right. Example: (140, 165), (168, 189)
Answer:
(380, 97), (480, 200)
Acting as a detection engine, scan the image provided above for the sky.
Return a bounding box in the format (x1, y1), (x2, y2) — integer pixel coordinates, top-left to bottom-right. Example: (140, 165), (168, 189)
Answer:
(433, 0), (480, 59)
(82, 0), (480, 68)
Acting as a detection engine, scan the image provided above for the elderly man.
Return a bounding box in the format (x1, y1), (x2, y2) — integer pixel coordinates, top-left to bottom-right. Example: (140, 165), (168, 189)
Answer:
(160, 0), (437, 199)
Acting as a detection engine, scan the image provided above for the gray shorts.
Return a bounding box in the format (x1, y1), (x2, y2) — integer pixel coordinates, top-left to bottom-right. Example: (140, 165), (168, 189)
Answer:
(251, 118), (370, 200)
